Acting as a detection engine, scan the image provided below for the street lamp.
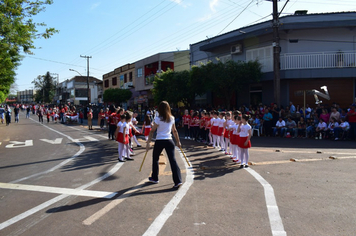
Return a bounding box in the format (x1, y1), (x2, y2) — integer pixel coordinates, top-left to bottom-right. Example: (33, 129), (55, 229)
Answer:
(69, 69), (82, 76)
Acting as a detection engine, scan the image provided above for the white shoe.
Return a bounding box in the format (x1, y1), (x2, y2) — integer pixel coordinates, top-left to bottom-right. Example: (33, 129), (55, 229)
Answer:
(335, 138), (339, 141)
(184, 136), (187, 139)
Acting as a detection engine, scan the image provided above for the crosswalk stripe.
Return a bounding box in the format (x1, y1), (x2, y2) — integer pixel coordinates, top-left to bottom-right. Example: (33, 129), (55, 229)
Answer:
(0, 182), (117, 199)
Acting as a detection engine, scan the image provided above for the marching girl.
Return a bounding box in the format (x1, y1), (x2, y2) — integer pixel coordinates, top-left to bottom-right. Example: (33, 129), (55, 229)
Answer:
(190, 111), (200, 141)
(210, 111), (220, 149)
(205, 111), (213, 146)
(218, 112), (226, 152)
(237, 114), (252, 168)
(223, 112), (234, 155)
(182, 109), (191, 139)
(232, 115), (242, 163)
(199, 111), (206, 143)
(142, 114), (152, 141)
(115, 114), (126, 162)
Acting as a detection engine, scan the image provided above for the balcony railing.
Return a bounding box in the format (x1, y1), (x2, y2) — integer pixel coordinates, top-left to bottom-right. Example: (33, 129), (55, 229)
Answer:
(280, 51), (356, 70)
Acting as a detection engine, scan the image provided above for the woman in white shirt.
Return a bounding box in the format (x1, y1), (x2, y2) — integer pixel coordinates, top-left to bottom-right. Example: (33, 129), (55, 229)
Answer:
(146, 101), (182, 189)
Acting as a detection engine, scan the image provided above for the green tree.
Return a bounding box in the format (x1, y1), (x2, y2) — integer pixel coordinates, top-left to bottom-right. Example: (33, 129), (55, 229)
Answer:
(204, 59), (262, 109)
(32, 71), (56, 103)
(0, 0), (58, 103)
(103, 88), (132, 105)
(152, 69), (192, 106)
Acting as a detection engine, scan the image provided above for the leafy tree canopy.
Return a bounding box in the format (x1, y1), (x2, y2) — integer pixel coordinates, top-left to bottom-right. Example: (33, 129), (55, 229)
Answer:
(103, 88), (132, 105)
(32, 71), (56, 103)
(0, 0), (58, 103)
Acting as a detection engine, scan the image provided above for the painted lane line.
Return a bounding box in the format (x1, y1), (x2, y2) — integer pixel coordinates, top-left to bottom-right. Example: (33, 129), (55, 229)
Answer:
(10, 118), (85, 184)
(83, 179), (147, 226)
(0, 161), (124, 231)
(0, 183), (117, 199)
(67, 126), (107, 139)
(245, 168), (287, 236)
(142, 147), (194, 236)
(83, 152), (168, 225)
(0, 118), (125, 230)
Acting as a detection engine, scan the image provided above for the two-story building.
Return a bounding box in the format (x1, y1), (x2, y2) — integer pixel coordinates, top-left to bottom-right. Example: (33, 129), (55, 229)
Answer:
(190, 11), (356, 109)
(17, 90), (36, 103)
(57, 76), (101, 105)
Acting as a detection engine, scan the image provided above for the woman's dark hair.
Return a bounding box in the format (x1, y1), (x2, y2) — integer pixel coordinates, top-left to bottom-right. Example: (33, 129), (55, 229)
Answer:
(117, 108), (124, 114)
(120, 114), (126, 120)
(144, 114), (151, 125)
(125, 112), (132, 120)
(242, 114), (250, 121)
(158, 101), (172, 123)
(220, 112), (225, 117)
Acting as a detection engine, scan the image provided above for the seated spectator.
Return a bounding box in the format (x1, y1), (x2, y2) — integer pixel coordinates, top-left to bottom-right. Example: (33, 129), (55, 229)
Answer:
(325, 117), (339, 139)
(273, 117), (286, 137)
(334, 118), (350, 140)
(329, 107), (340, 123)
(284, 116), (297, 138)
(297, 117), (306, 137)
(315, 118), (327, 139)
(306, 117), (316, 138)
(319, 109), (330, 123)
(340, 109), (347, 121)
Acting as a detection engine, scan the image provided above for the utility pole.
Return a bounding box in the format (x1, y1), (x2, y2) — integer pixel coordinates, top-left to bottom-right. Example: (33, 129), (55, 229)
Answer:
(80, 55), (92, 106)
(270, 0), (281, 106)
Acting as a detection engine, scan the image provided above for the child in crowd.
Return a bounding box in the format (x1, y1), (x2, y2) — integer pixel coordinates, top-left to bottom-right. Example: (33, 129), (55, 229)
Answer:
(218, 112), (226, 152)
(224, 112), (234, 155)
(115, 114), (126, 162)
(142, 114), (152, 141)
(205, 111), (213, 146)
(211, 111), (219, 149)
(182, 109), (191, 139)
(237, 114), (252, 168)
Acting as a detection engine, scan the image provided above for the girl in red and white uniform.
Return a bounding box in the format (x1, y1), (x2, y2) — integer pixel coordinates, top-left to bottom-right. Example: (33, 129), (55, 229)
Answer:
(217, 112), (226, 152)
(230, 115), (238, 161)
(205, 111), (213, 145)
(182, 109), (191, 139)
(142, 114), (152, 141)
(232, 116), (242, 163)
(190, 111), (200, 141)
(224, 112), (234, 155)
(115, 114), (126, 162)
(210, 111), (219, 148)
(237, 114), (252, 168)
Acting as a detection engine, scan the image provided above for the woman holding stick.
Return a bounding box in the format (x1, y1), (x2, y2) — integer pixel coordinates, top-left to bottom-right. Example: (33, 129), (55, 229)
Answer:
(146, 101), (183, 189)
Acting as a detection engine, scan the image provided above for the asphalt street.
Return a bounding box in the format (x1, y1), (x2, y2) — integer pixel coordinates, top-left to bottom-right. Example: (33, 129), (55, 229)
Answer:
(0, 112), (356, 236)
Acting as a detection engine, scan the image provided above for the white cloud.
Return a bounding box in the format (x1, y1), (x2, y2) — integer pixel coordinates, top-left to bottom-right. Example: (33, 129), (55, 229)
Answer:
(209, 0), (220, 12)
(91, 2), (101, 10)
(198, 13), (213, 22)
(170, 0), (191, 8)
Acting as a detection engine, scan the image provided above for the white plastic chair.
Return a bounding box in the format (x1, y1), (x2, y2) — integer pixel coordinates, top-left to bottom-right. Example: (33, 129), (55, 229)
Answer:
(252, 125), (260, 137)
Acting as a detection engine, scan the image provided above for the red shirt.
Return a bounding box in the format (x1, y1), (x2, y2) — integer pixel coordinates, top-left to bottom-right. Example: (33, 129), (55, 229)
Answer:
(347, 109), (356, 123)
(182, 115), (191, 125)
(190, 116), (200, 127)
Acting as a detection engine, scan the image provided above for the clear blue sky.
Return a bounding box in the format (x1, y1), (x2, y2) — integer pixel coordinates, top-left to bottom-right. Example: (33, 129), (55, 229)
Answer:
(15, 0), (356, 91)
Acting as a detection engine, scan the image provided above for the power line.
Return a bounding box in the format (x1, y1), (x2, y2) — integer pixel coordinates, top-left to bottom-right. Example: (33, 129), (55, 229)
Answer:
(216, 0), (255, 36)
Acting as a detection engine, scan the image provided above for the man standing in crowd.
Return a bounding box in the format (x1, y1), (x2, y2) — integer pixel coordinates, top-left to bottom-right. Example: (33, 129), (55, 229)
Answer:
(26, 105), (31, 118)
(14, 105), (20, 123)
(347, 104), (356, 140)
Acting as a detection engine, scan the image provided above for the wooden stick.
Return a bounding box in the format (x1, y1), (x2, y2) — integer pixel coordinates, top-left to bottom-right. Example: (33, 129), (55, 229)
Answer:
(139, 151), (148, 172)
(179, 147), (191, 166)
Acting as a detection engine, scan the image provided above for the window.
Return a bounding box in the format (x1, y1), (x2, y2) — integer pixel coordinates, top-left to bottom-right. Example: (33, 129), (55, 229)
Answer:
(112, 77), (117, 86)
(75, 89), (87, 97)
(246, 46), (273, 72)
(137, 68), (143, 77)
(124, 74), (127, 83)
(120, 75), (124, 87)
(129, 72), (133, 82)
(104, 80), (109, 88)
(219, 55), (231, 63)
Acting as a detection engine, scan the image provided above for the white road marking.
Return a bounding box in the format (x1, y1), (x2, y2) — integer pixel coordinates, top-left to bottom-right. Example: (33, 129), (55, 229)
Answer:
(73, 136), (99, 142)
(0, 182), (117, 199)
(142, 147), (194, 236)
(82, 179), (147, 226)
(245, 168), (287, 236)
(0, 162), (124, 231)
(5, 140), (33, 148)
(0, 118), (125, 230)
(39, 138), (63, 145)
(67, 126), (108, 139)
(10, 119), (85, 184)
